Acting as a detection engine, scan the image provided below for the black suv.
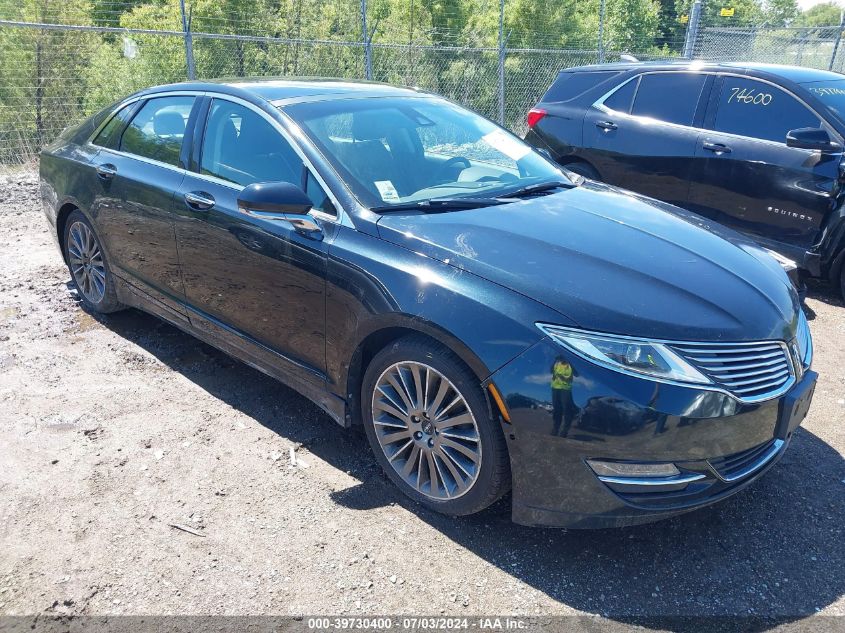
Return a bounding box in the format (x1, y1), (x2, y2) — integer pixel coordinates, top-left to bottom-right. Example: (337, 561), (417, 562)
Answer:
(525, 61), (845, 294)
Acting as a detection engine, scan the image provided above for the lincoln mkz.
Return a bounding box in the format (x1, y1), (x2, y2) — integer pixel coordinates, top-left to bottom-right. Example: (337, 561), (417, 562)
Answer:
(40, 80), (815, 527)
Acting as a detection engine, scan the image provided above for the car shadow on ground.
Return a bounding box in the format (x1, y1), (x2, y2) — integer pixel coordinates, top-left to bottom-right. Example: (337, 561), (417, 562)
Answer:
(84, 301), (845, 627)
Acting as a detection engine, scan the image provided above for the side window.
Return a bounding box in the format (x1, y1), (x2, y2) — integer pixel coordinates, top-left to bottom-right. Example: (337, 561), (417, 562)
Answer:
(201, 99), (302, 187)
(92, 103), (135, 149)
(603, 77), (638, 114)
(120, 96), (194, 167)
(631, 73), (707, 126)
(305, 170), (336, 216)
(713, 77), (821, 143)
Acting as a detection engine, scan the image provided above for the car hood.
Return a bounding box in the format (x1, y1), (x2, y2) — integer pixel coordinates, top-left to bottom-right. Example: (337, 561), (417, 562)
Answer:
(376, 182), (799, 342)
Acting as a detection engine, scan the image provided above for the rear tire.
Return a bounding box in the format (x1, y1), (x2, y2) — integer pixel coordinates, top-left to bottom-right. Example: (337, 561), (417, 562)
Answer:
(563, 161), (601, 181)
(361, 335), (511, 516)
(62, 210), (123, 314)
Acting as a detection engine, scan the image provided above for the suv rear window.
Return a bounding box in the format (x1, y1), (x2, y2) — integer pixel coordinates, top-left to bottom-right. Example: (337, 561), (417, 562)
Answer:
(542, 71), (621, 103)
(631, 73), (707, 126)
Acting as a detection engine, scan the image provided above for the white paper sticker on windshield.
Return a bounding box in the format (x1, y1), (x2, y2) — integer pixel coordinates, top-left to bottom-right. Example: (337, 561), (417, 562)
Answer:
(481, 129), (531, 161)
(375, 180), (400, 202)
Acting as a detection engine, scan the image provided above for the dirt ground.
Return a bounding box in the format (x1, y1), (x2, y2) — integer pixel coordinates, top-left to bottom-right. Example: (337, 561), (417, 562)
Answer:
(1, 168), (844, 621)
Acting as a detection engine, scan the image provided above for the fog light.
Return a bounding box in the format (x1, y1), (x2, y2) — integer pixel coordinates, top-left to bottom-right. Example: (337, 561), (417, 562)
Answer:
(586, 460), (680, 478)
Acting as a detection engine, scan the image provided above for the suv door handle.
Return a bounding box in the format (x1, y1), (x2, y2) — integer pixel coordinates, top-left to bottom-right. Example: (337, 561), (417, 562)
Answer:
(96, 163), (117, 180)
(184, 191), (215, 211)
(596, 120), (618, 131)
(702, 141), (732, 154)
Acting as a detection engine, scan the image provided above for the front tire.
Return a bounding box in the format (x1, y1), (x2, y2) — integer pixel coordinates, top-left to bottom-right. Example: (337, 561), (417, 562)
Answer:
(62, 210), (122, 314)
(361, 335), (511, 516)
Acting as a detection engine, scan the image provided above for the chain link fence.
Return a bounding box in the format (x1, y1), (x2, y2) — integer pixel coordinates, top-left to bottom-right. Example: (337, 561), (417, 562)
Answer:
(1, 0), (843, 171)
(696, 25), (845, 72)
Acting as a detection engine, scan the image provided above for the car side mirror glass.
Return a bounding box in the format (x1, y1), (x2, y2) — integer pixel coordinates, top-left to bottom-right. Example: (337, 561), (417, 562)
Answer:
(786, 127), (841, 152)
(237, 181), (322, 240)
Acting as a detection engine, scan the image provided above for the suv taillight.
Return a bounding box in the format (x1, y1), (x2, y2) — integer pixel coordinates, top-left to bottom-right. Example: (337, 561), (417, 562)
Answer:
(527, 108), (547, 128)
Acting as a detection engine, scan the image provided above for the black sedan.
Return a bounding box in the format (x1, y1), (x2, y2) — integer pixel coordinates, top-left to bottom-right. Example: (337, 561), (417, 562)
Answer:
(40, 79), (815, 528)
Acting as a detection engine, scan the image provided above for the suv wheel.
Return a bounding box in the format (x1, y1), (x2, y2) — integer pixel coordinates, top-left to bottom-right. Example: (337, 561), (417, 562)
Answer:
(361, 335), (510, 515)
(63, 210), (123, 313)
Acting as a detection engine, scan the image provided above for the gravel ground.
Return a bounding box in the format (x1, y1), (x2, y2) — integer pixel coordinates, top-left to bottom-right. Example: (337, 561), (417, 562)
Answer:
(0, 168), (844, 621)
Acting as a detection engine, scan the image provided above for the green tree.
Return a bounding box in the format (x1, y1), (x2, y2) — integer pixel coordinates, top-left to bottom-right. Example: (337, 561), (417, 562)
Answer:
(794, 1), (842, 26)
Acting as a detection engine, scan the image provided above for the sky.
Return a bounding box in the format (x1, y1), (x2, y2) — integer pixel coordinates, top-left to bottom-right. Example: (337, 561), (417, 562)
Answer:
(798, 0), (841, 10)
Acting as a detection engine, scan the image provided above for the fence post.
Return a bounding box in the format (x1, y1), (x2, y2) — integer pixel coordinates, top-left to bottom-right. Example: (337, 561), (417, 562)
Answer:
(361, 0), (373, 80)
(683, 0), (702, 59)
(179, 0), (196, 80)
(497, 0), (505, 124)
(598, 0), (606, 63)
(829, 10), (845, 71)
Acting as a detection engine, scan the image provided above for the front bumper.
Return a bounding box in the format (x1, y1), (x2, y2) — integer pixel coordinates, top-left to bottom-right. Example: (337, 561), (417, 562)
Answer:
(490, 338), (812, 529)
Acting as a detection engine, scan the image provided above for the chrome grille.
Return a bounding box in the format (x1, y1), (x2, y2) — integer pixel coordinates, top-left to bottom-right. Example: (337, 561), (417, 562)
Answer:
(670, 341), (794, 402)
(708, 439), (785, 482)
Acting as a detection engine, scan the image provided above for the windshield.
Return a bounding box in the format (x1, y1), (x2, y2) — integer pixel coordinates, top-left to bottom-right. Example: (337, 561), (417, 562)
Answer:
(803, 80), (845, 121)
(283, 96), (569, 209)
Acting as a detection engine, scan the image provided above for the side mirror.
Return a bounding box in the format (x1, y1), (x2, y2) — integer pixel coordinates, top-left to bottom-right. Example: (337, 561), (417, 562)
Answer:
(237, 181), (322, 240)
(786, 127), (841, 152)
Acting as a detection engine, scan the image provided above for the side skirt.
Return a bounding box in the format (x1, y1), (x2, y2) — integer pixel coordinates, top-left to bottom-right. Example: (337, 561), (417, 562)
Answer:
(113, 274), (348, 427)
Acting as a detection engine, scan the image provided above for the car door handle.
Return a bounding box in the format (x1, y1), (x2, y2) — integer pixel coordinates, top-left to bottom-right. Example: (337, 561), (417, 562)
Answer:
(596, 120), (618, 131)
(184, 191), (215, 211)
(96, 163), (117, 180)
(702, 141), (732, 154)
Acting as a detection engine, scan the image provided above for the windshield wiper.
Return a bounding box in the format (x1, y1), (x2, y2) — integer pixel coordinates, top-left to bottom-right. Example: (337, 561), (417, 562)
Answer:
(371, 197), (509, 213)
(498, 180), (573, 199)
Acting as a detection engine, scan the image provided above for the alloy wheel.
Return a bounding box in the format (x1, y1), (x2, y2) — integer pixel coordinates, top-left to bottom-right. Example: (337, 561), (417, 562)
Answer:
(67, 221), (106, 304)
(371, 361), (482, 500)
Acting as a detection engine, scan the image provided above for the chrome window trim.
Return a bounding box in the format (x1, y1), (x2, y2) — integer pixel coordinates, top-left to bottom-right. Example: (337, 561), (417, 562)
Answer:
(537, 323), (801, 404)
(93, 145), (190, 176)
(593, 70), (841, 147)
(197, 92), (343, 223)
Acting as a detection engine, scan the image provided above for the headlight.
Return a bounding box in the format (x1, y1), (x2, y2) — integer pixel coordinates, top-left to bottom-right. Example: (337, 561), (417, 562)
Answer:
(796, 309), (812, 367)
(537, 324), (712, 385)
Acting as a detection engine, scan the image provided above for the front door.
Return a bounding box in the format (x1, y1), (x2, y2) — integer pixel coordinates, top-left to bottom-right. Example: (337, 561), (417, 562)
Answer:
(174, 97), (334, 381)
(582, 72), (712, 206)
(90, 95), (197, 316)
(687, 75), (841, 258)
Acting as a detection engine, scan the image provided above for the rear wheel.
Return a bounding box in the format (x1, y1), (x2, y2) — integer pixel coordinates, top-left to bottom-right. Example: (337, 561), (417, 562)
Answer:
(63, 210), (122, 314)
(562, 161), (600, 181)
(361, 335), (510, 516)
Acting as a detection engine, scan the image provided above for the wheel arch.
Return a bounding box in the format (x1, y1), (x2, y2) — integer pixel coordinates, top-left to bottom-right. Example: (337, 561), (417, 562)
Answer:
(343, 317), (493, 427)
(557, 156), (602, 180)
(56, 200), (84, 262)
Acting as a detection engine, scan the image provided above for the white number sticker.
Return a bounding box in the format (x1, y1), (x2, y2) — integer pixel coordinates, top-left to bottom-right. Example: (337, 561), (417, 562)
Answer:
(728, 87), (772, 105)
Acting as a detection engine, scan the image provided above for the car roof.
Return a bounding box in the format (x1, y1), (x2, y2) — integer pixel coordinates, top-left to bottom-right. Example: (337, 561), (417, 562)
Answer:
(137, 77), (426, 105)
(562, 60), (844, 84)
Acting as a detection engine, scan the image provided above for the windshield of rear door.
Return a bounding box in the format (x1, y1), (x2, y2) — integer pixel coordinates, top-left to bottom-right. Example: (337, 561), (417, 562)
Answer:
(283, 96), (568, 209)
(803, 80), (845, 121)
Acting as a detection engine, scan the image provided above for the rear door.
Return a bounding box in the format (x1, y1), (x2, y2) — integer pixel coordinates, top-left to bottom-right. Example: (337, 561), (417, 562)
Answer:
(174, 96), (336, 382)
(90, 94), (199, 317)
(582, 71), (712, 206)
(687, 75), (840, 257)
